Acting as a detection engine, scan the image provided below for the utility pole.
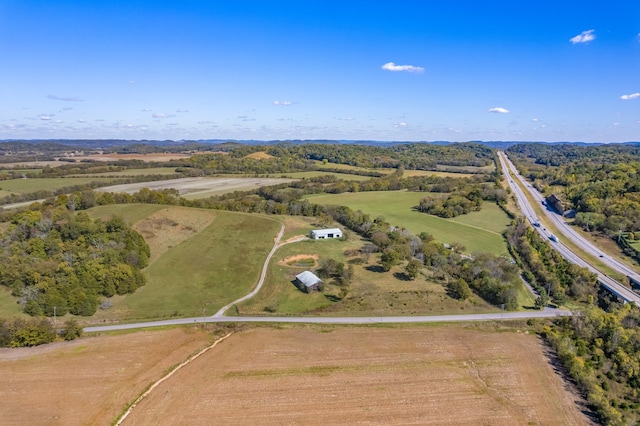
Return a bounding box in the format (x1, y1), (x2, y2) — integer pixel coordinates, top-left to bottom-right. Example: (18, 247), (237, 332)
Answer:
(53, 306), (56, 325)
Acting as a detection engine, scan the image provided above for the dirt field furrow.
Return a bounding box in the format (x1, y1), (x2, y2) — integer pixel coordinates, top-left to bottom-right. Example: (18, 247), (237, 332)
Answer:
(121, 327), (591, 426)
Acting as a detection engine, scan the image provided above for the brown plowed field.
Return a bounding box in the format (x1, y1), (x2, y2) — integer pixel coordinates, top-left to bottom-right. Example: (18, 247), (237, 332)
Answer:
(0, 328), (213, 425)
(124, 327), (590, 426)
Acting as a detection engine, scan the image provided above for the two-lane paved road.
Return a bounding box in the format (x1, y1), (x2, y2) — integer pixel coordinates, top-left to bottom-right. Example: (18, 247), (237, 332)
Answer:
(84, 308), (571, 332)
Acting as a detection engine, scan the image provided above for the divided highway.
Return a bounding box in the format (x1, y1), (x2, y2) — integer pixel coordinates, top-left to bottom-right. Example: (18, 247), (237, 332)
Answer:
(498, 151), (640, 305)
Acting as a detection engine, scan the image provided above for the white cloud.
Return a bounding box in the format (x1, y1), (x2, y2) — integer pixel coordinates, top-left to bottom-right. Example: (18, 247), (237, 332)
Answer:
(393, 122), (408, 128)
(142, 108), (152, 112)
(488, 107), (510, 113)
(273, 100), (292, 106)
(570, 29), (595, 44)
(531, 118), (539, 122)
(381, 62), (424, 73)
(177, 109), (189, 113)
(38, 114), (53, 120)
(47, 95), (83, 102)
(152, 113), (175, 119)
(620, 92), (640, 100)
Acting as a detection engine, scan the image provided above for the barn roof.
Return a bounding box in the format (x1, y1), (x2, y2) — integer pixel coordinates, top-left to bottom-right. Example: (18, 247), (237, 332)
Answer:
(295, 271), (322, 288)
(311, 228), (341, 234)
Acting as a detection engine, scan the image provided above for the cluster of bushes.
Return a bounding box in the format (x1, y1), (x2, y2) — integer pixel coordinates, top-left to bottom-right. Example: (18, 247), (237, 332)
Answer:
(0, 317), (82, 347)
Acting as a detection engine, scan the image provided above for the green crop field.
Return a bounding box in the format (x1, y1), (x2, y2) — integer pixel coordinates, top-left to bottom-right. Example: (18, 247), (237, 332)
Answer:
(85, 206), (282, 322)
(306, 191), (510, 255)
(0, 177), (121, 194)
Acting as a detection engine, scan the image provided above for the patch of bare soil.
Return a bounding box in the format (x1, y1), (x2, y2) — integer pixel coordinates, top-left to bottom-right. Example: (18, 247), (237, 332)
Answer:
(123, 327), (592, 426)
(134, 207), (217, 264)
(244, 151), (275, 160)
(278, 254), (319, 267)
(0, 327), (213, 426)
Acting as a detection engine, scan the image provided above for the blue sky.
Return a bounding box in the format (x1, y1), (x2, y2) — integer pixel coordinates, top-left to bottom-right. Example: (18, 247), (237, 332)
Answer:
(1, 1), (639, 142)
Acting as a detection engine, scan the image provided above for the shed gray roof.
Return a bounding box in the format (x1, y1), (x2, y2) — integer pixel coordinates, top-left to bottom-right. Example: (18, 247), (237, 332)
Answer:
(295, 271), (322, 288)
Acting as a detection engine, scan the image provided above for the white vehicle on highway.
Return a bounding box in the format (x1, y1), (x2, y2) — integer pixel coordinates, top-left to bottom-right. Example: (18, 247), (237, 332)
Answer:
(549, 234), (559, 243)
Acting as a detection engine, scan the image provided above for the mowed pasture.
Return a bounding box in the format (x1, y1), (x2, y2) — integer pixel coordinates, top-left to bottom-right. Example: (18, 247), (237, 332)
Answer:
(307, 191), (510, 255)
(96, 176), (296, 199)
(120, 326), (589, 426)
(86, 205), (282, 322)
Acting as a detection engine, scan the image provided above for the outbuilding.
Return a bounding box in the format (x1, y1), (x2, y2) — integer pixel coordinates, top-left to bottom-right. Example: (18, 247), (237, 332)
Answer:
(294, 271), (323, 293)
(309, 228), (342, 240)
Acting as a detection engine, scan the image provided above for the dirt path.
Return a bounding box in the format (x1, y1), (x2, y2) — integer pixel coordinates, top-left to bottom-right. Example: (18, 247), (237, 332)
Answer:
(115, 332), (233, 425)
(213, 223), (285, 316)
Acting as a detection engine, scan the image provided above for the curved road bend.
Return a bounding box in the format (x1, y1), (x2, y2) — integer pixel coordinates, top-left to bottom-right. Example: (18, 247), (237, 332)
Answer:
(498, 151), (640, 304)
(84, 308), (570, 333)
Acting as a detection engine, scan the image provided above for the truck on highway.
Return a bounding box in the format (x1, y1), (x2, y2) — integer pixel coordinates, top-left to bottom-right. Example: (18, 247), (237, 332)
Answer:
(549, 234), (559, 242)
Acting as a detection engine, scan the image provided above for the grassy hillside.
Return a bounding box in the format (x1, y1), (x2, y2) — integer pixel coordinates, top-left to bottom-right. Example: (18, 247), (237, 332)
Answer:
(307, 191), (510, 255)
(85, 205), (281, 322)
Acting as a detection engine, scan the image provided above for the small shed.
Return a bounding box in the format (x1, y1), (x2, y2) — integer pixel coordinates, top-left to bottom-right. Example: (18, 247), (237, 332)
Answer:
(309, 228), (342, 240)
(294, 271), (323, 293)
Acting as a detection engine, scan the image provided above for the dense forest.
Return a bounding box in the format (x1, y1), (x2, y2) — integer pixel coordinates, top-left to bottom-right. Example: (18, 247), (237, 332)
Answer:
(0, 201), (149, 318)
(545, 304), (640, 425)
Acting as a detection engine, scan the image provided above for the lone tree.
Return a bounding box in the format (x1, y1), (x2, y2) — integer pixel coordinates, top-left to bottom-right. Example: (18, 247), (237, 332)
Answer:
(404, 259), (423, 280)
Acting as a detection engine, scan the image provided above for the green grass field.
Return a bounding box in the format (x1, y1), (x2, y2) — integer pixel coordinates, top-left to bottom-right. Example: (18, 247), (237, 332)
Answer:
(238, 235), (508, 316)
(0, 286), (25, 318)
(306, 191), (510, 255)
(265, 171), (373, 181)
(0, 177), (121, 194)
(87, 203), (169, 225)
(85, 206), (282, 322)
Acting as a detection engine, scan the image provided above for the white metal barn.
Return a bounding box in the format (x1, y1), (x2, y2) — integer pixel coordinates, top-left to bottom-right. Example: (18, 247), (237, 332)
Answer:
(309, 228), (342, 240)
(294, 271), (323, 293)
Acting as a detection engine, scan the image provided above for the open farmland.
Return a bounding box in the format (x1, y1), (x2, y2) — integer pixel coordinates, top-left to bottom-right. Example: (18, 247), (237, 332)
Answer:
(85, 205), (282, 322)
(119, 326), (589, 426)
(0, 177), (120, 195)
(72, 167), (181, 177)
(238, 233), (501, 316)
(96, 176), (295, 199)
(0, 327), (215, 425)
(307, 191), (510, 255)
